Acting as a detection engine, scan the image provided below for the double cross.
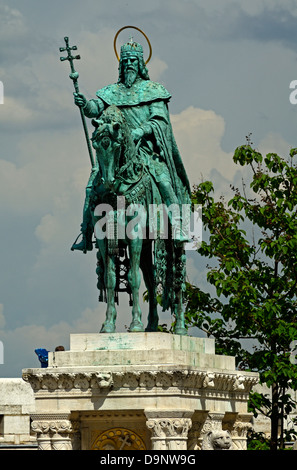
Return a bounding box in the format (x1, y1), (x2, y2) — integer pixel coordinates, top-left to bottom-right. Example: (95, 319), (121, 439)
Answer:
(59, 36), (81, 93)
(59, 36), (95, 168)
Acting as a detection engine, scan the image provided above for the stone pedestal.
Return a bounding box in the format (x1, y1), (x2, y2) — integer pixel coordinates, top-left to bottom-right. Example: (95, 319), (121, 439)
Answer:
(22, 332), (258, 450)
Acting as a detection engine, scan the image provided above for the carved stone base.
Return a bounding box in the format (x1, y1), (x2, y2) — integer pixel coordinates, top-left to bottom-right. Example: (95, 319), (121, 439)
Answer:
(23, 332), (258, 450)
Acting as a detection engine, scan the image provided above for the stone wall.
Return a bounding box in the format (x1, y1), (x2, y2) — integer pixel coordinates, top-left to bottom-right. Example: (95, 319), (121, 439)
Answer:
(0, 378), (37, 448)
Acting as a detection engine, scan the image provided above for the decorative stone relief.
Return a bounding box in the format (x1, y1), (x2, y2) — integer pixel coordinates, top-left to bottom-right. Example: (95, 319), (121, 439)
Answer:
(145, 411), (192, 450)
(201, 430), (233, 450)
(202, 413), (225, 433)
(23, 371), (113, 392)
(224, 414), (253, 450)
(31, 414), (77, 451)
(196, 412), (225, 450)
(187, 413), (208, 450)
(24, 368), (257, 451)
(192, 412), (254, 451)
(23, 369), (258, 395)
(91, 427), (146, 450)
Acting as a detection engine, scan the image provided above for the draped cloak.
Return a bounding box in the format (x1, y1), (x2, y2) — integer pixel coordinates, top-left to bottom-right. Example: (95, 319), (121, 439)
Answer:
(83, 78), (191, 206)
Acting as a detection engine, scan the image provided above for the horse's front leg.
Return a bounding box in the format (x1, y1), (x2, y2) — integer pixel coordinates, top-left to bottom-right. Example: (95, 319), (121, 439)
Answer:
(128, 237), (144, 332)
(173, 289), (187, 336)
(98, 240), (117, 333)
(140, 243), (159, 332)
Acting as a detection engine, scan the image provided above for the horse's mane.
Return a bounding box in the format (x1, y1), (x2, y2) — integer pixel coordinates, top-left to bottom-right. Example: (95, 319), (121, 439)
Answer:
(101, 105), (139, 179)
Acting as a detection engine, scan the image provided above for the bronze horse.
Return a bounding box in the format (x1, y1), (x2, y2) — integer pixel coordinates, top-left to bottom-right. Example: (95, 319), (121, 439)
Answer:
(89, 105), (187, 335)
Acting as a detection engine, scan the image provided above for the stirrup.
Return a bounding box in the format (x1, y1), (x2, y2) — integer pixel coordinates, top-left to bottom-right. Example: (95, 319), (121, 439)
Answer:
(71, 232), (88, 253)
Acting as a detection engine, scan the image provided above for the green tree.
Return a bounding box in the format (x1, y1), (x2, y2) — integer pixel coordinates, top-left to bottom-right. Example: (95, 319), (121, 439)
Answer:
(185, 143), (297, 450)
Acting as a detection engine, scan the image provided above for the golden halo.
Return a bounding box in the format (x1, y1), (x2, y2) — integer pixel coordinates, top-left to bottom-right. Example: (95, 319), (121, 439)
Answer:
(113, 26), (152, 65)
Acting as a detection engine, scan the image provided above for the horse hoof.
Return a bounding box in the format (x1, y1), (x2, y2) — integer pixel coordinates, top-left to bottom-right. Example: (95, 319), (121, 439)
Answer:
(129, 321), (145, 332)
(100, 322), (116, 333)
(145, 324), (158, 332)
(174, 326), (188, 336)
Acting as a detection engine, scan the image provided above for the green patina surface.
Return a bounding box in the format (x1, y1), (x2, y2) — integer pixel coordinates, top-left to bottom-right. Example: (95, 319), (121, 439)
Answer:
(61, 35), (191, 337)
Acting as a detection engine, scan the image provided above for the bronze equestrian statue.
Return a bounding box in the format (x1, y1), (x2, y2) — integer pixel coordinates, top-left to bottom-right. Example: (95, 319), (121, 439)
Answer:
(62, 28), (191, 335)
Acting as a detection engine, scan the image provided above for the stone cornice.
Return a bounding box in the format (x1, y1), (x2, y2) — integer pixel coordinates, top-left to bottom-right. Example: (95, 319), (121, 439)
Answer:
(22, 368), (258, 395)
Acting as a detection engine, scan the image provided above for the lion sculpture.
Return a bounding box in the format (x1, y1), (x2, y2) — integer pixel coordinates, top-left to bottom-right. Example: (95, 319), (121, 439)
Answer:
(201, 430), (233, 450)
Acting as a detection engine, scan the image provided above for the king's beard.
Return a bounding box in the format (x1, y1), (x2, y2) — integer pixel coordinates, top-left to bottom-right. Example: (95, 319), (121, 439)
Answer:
(124, 69), (138, 88)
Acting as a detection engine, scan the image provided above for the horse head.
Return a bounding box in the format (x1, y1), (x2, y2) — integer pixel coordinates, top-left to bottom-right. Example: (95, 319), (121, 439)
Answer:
(91, 105), (135, 192)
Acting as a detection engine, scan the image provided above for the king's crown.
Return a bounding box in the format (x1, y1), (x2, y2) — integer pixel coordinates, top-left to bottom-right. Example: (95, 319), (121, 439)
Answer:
(120, 41), (143, 59)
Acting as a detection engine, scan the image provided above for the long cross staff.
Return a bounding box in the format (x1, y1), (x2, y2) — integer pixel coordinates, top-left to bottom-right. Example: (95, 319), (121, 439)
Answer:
(59, 36), (95, 169)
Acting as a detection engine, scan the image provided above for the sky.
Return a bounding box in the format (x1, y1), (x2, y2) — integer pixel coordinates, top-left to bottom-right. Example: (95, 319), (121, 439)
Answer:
(1, 0), (297, 377)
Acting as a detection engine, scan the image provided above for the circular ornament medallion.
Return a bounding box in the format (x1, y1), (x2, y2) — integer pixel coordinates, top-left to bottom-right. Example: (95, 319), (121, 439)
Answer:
(92, 427), (146, 450)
